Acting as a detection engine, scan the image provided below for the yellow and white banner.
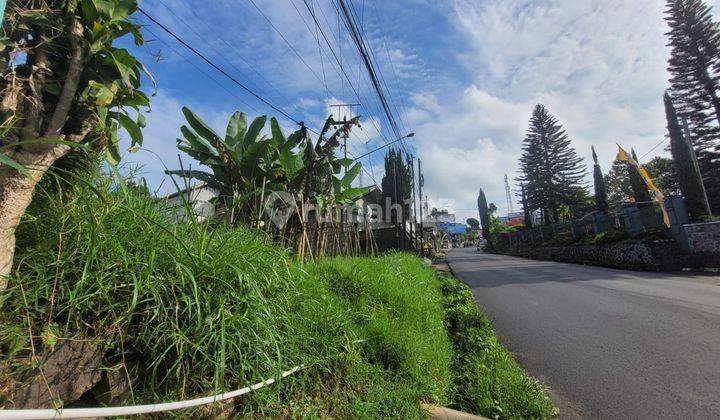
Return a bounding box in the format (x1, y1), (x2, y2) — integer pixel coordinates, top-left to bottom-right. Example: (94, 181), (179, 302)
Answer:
(617, 145), (670, 227)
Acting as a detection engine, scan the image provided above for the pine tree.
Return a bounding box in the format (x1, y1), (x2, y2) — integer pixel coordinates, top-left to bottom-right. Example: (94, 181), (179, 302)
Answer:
(646, 156), (681, 196)
(605, 159), (631, 209)
(665, 0), (720, 211)
(516, 104), (588, 224)
(605, 155), (680, 209)
(592, 146), (609, 213)
(477, 188), (491, 239)
(665, 92), (712, 220)
(628, 149), (653, 205)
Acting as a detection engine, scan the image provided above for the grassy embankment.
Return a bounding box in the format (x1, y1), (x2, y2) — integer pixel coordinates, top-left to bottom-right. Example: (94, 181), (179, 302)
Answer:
(0, 175), (554, 418)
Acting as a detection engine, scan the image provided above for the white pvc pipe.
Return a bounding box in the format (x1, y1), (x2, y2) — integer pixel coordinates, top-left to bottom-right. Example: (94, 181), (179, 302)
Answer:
(0, 365), (302, 420)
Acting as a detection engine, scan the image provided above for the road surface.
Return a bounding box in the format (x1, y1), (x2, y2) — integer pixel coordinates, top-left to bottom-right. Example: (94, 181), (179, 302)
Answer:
(446, 248), (720, 419)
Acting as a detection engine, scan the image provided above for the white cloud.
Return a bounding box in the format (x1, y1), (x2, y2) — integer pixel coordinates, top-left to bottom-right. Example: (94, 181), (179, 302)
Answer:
(118, 90), (235, 195)
(410, 0), (678, 219)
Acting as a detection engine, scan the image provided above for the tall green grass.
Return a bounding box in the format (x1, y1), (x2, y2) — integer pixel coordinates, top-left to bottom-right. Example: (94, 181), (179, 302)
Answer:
(0, 173), (553, 418)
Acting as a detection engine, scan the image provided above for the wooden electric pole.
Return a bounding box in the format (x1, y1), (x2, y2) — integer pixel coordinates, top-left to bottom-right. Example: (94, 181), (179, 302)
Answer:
(418, 158), (425, 255)
(330, 104), (361, 254)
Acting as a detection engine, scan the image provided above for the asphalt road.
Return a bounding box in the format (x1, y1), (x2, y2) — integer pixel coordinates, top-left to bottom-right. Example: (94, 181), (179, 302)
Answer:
(446, 248), (720, 419)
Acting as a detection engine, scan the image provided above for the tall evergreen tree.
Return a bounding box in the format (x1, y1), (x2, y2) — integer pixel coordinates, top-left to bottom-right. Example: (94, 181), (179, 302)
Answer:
(592, 146), (609, 213)
(516, 104), (587, 224)
(477, 188), (491, 240)
(665, 92), (712, 220)
(627, 149), (653, 205)
(665, 0), (720, 211)
(646, 156), (681, 196)
(381, 148), (412, 223)
(604, 159), (631, 209)
(605, 155), (681, 208)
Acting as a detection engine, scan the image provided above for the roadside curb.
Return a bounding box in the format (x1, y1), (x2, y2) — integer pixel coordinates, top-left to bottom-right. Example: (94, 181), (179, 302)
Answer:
(425, 257), (453, 276)
(422, 404), (489, 420)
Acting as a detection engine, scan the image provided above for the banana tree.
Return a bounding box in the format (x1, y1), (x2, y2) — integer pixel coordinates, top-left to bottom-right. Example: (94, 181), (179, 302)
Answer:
(167, 108), (370, 227)
(166, 107), (275, 222)
(290, 116), (369, 213)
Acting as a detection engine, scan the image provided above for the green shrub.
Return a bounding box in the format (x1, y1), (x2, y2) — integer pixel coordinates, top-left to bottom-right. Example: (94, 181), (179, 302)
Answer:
(544, 231), (576, 246)
(587, 229), (629, 245)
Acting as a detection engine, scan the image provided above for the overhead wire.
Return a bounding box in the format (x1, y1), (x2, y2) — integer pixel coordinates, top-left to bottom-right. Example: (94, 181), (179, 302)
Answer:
(140, 4), (384, 188)
(138, 7), (304, 127)
(369, 0), (413, 135)
(141, 27), (261, 117)
(245, 0), (331, 100)
(338, 0), (404, 147)
(340, 0), (402, 141)
(299, 0), (396, 157)
(304, 0), (390, 135)
(336, 0), (408, 156)
(154, 0), (292, 108)
(346, 0), (409, 138)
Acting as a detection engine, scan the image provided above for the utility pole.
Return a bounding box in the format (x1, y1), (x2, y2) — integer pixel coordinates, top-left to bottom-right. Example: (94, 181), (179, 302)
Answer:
(330, 104), (361, 254)
(418, 159), (424, 255)
(392, 149), (401, 249)
(408, 155), (418, 251)
(504, 174), (514, 215)
(330, 104), (362, 161)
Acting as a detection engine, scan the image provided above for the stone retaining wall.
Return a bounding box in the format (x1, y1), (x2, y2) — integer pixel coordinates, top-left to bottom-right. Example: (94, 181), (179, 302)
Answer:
(684, 221), (720, 254)
(504, 240), (685, 271)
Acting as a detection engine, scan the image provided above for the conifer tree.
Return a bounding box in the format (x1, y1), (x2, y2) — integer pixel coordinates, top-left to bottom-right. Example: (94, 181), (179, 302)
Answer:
(627, 149), (653, 205)
(477, 188), (491, 239)
(665, 0), (720, 211)
(592, 146), (609, 213)
(605, 155), (680, 209)
(665, 92), (712, 220)
(646, 156), (681, 196)
(604, 159), (633, 209)
(516, 105), (587, 224)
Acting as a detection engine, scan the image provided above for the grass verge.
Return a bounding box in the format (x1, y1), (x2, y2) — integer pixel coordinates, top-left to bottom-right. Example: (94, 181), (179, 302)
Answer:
(438, 275), (555, 418)
(0, 174), (553, 418)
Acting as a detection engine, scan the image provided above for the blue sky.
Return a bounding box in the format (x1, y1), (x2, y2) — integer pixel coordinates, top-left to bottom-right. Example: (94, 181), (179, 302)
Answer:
(120, 0), (720, 222)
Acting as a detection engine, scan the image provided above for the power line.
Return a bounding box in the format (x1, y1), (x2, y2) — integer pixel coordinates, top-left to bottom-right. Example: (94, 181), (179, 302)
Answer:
(245, 0), (330, 99)
(139, 6), (382, 188)
(340, 0), (402, 140)
(327, 1), (404, 152)
(141, 27), (262, 117)
(337, 0), (408, 155)
(154, 0), (291, 107)
(138, 7), (303, 127)
(342, 0), (408, 140)
(640, 138), (668, 160)
(370, 0), (413, 134)
(298, 0), (396, 160)
(347, 0), (409, 137)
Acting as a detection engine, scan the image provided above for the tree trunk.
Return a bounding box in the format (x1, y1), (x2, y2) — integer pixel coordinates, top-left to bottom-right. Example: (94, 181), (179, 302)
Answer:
(0, 144), (70, 289)
(0, 16), (86, 290)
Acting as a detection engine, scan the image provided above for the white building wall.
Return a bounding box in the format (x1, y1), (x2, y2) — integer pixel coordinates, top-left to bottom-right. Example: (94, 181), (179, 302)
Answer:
(164, 184), (219, 223)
